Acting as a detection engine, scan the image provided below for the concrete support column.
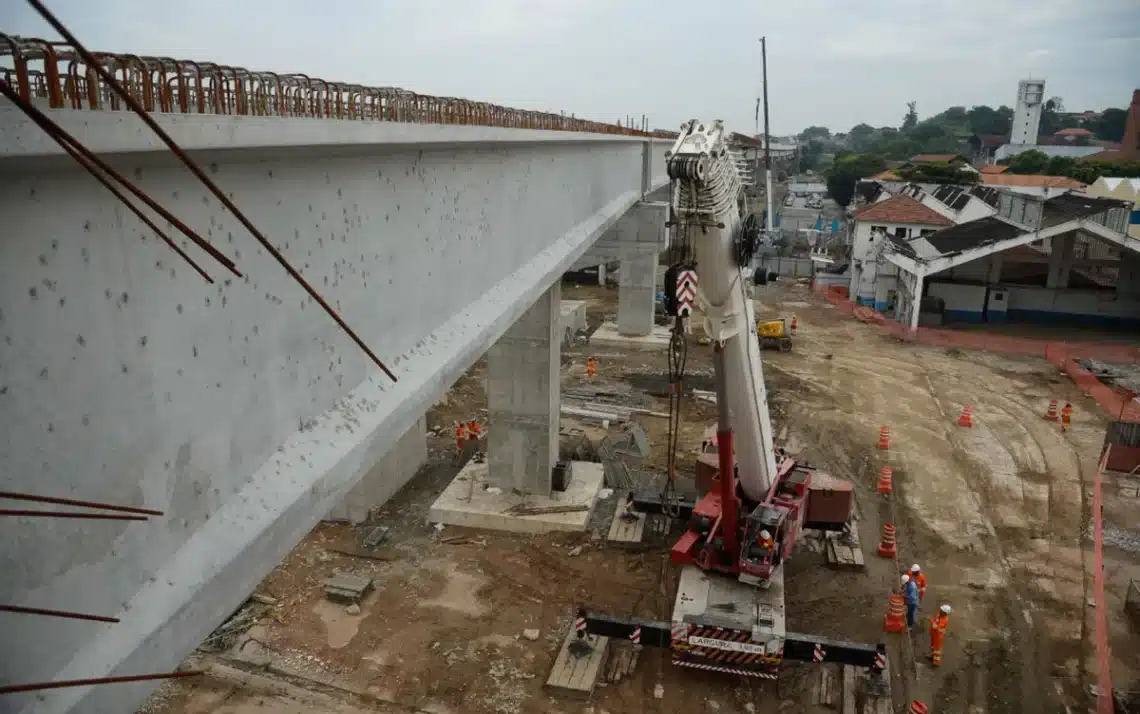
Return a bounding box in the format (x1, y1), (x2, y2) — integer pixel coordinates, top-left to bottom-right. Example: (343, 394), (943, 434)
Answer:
(487, 283), (560, 496)
(1119, 251), (1140, 299)
(986, 253), (1003, 284)
(908, 273), (924, 331)
(327, 417), (427, 524)
(1047, 233), (1075, 288)
(597, 263), (606, 285)
(617, 245), (658, 336)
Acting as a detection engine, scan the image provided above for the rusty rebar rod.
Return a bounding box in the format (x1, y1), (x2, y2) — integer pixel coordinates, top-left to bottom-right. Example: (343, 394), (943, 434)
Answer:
(0, 510), (148, 521)
(0, 78), (238, 280)
(0, 604), (120, 623)
(28, 0), (397, 384)
(0, 670), (203, 695)
(0, 491), (163, 516)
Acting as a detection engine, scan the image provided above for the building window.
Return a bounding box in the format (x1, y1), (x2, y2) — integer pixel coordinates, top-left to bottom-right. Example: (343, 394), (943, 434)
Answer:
(1131, 209), (1140, 225)
(919, 229), (935, 237)
(893, 227), (907, 238)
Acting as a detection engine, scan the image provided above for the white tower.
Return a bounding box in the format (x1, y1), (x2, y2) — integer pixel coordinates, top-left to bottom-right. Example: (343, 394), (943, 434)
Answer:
(1011, 79), (1045, 145)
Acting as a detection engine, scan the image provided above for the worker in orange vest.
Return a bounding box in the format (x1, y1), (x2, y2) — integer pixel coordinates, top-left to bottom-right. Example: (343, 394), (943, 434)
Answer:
(929, 604), (950, 666)
(586, 357), (597, 379)
(467, 419), (481, 442)
(757, 529), (775, 553)
(1060, 403), (1073, 432)
(454, 422), (467, 451)
(909, 564), (927, 601)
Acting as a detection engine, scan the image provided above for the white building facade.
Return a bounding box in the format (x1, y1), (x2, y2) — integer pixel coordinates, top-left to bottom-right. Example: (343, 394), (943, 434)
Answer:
(848, 195), (953, 311)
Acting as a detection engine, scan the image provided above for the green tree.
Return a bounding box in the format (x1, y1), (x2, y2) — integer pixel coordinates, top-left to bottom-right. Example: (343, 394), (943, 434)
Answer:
(797, 139), (825, 172)
(824, 153), (887, 207)
(901, 101), (918, 131)
(966, 105), (1013, 135)
(1007, 149), (1051, 174)
(1039, 96), (1080, 136)
(1045, 155), (1076, 176)
(799, 126), (831, 142)
(848, 123), (876, 151)
(1085, 108), (1128, 142)
(896, 163), (980, 184)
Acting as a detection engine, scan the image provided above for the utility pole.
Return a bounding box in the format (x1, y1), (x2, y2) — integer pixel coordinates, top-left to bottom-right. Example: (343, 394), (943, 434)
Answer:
(760, 36), (774, 234)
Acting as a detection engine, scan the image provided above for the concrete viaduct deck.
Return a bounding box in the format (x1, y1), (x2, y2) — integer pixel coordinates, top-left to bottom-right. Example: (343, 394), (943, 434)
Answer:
(0, 95), (672, 713)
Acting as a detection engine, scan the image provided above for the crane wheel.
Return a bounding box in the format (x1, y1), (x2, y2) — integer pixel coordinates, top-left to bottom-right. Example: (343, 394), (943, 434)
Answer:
(779, 338), (792, 352)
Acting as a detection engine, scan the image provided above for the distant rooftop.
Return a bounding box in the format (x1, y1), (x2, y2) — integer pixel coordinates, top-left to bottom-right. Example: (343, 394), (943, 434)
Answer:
(853, 195), (954, 227)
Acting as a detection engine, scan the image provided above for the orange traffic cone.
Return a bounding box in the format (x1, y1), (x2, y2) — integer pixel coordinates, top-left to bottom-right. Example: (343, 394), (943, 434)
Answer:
(957, 405), (974, 428)
(884, 593), (906, 633)
(877, 425), (890, 449)
(877, 465), (893, 495)
(1044, 399), (1058, 421)
(909, 702), (929, 714)
(878, 523), (897, 558)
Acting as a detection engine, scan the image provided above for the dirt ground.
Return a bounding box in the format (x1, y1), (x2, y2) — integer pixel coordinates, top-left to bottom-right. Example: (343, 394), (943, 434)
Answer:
(143, 279), (1140, 714)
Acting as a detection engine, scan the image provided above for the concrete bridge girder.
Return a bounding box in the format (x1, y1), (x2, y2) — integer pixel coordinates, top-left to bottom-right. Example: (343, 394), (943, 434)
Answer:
(0, 105), (669, 714)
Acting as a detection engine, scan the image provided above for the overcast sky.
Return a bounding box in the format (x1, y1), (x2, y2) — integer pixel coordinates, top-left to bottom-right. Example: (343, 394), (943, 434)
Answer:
(3, 0), (1138, 136)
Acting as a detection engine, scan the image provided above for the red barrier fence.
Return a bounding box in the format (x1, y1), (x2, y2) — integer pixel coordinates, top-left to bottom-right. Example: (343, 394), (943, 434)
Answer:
(813, 283), (1140, 422)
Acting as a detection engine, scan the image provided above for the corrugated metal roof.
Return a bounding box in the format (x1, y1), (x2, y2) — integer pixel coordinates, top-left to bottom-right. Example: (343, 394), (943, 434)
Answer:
(920, 217), (1023, 255)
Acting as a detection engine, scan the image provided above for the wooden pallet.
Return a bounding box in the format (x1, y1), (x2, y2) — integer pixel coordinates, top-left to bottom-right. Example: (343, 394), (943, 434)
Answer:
(825, 521), (865, 568)
(545, 625), (610, 699)
(603, 641), (641, 684)
(606, 508), (646, 546)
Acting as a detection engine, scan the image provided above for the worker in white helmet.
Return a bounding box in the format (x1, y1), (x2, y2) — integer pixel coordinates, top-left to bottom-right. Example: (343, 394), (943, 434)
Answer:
(909, 563), (927, 601)
(757, 529), (775, 552)
(902, 573), (919, 628)
(929, 604), (951, 665)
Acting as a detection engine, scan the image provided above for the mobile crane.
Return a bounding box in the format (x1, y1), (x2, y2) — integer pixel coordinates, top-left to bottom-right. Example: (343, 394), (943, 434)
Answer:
(578, 120), (885, 681)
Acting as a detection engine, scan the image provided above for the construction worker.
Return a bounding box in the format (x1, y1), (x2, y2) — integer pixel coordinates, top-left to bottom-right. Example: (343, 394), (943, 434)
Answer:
(467, 419), (481, 443)
(586, 357), (597, 379)
(929, 604), (951, 666)
(1061, 402), (1073, 432)
(909, 564), (927, 601)
(902, 574), (919, 629)
(757, 529), (775, 553)
(454, 422), (467, 451)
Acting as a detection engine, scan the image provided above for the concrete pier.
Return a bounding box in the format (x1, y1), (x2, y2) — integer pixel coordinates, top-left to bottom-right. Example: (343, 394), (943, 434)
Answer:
(487, 283), (561, 495)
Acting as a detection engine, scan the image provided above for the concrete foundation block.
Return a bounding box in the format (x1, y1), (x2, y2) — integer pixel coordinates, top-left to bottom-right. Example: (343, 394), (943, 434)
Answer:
(428, 460), (604, 533)
(590, 322), (674, 350)
(560, 300), (588, 345)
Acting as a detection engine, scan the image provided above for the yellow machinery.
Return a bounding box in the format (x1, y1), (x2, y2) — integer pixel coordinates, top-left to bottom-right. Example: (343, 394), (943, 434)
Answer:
(757, 318), (792, 352)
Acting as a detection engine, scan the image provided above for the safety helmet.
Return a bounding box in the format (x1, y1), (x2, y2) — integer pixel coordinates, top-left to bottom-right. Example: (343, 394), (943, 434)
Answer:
(760, 530), (771, 540)
(901, 574), (910, 584)
(911, 564), (921, 572)
(940, 604), (951, 614)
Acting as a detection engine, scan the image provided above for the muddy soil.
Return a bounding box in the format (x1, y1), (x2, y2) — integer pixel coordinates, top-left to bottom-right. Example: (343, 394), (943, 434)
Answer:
(143, 280), (1139, 714)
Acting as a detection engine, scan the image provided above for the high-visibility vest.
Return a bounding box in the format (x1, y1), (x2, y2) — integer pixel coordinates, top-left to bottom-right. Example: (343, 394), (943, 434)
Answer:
(930, 613), (949, 633)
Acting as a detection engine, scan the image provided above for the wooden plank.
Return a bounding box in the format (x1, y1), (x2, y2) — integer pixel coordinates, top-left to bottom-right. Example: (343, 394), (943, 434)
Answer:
(841, 665), (856, 714)
(825, 521), (865, 568)
(607, 508), (646, 545)
(545, 624), (610, 699)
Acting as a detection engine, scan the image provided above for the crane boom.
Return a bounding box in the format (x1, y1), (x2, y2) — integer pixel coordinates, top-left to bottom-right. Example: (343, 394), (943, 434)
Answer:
(665, 119), (778, 501)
